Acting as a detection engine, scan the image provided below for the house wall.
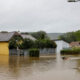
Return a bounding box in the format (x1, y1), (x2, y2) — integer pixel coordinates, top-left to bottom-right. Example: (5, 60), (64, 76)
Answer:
(62, 41), (70, 49)
(55, 40), (70, 53)
(0, 42), (9, 55)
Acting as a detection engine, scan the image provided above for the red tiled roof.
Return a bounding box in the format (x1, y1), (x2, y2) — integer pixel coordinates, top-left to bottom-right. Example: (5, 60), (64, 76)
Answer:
(70, 41), (80, 47)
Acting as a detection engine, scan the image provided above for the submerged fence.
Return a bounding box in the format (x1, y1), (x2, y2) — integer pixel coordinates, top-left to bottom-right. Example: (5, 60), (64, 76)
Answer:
(9, 48), (56, 56)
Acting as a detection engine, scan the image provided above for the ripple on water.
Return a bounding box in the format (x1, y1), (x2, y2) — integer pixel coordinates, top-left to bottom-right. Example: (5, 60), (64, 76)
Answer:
(0, 56), (80, 80)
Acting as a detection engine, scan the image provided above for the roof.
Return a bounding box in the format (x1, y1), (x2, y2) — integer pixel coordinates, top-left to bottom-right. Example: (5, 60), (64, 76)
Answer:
(0, 32), (20, 42)
(53, 39), (69, 44)
(53, 39), (62, 41)
(47, 33), (64, 40)
(70, 41), (80, 47)
(21, 34), (36, 41)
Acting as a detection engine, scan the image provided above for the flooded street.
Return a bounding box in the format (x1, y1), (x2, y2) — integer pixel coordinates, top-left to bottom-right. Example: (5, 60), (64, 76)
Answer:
(0, 56), (80, 80)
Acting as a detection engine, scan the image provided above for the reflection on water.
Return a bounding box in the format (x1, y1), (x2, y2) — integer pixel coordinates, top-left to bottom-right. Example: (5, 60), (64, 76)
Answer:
(0, 56), (80, 80)
(56, 52), (63, 69)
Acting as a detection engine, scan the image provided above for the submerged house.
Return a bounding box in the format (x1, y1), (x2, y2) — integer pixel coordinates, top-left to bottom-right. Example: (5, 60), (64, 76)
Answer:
(48, 33), (70, 53)
(54, 39), (70, 53)
(9, 33), (36, 56)
(70, 41), (80, 47)
(0, 32), (21, 55)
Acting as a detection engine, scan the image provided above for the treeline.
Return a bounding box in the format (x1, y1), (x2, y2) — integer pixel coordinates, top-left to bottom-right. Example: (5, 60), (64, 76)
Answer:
(60, 30), (80, 43)
(9, 31), (57, 49)
(30, 31), (48, 39)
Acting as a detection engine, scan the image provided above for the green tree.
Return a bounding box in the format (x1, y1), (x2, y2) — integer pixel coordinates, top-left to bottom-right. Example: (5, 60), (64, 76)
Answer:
(9, 39), (17, 49)
(9, 35), (23, 49)
(34, 39), (57, 49)
(60, 30), (80, 43)
(20, 39), (34, 49)
(31, 31), (49, 39)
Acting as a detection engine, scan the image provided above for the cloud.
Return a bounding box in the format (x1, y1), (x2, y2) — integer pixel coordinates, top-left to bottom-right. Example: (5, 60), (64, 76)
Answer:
(0, 0), (80, 32)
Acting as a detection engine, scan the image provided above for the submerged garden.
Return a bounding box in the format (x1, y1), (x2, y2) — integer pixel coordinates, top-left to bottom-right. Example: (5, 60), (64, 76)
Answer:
(9, 31), (57, 56)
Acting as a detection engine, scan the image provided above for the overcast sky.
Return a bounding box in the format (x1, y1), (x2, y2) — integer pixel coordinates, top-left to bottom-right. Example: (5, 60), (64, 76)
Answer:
(0, 0), (80, 33)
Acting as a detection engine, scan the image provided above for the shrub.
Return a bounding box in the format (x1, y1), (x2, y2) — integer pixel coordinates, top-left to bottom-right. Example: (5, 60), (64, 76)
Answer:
(34, 39), (57, 49)
(20, 39), (34, 49)
(29, 48), (39, 57)
(45, 40), (57, 48)
(9, 35), (23, 49)
(61, 47), (80, 55)
(9, 39), (17, 49)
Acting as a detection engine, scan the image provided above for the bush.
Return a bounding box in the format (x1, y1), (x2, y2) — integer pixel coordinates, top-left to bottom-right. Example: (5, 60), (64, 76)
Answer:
(20, 39), (34, 49)
(34, 39), (57, 49)
(29, 48), (39, 57)
(9, 39), (17, 49)
(45, 40), (57, 48)
(9, 35), (23, 49)
(61, 47), (80, 55)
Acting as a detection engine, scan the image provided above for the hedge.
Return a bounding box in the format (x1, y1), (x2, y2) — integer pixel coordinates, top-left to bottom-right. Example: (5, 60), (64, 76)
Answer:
(61, 48), (80, 55)
(29, 48), (39, 57)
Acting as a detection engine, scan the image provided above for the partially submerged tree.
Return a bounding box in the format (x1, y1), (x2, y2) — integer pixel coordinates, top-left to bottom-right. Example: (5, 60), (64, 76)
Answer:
(9, 31), (57, 49)
(20, 38), (34, 49)
(9, 35), (23, 49)
(34, 39), (57, 49)
(9, 39), (17, 49)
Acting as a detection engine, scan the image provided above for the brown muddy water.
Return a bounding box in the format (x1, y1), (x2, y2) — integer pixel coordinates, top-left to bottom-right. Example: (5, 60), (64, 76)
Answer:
(0, 56), (80, 80)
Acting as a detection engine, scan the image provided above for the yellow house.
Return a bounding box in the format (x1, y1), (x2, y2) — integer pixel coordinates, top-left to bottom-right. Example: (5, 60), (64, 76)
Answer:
(0, 42), (9, 55)
(0, 32), (21, 56)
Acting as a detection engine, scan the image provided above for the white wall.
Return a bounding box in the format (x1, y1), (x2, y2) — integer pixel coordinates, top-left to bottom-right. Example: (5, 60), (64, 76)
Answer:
(55, 40), (70, 53)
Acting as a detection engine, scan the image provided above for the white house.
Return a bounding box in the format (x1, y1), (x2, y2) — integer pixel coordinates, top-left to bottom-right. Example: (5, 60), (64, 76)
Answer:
(54, 40), (70, 53)
(48, 33), (70, 53)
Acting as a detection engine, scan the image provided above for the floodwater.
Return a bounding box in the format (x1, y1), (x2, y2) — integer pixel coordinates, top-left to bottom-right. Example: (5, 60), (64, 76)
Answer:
(0, 55), (80, 80)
